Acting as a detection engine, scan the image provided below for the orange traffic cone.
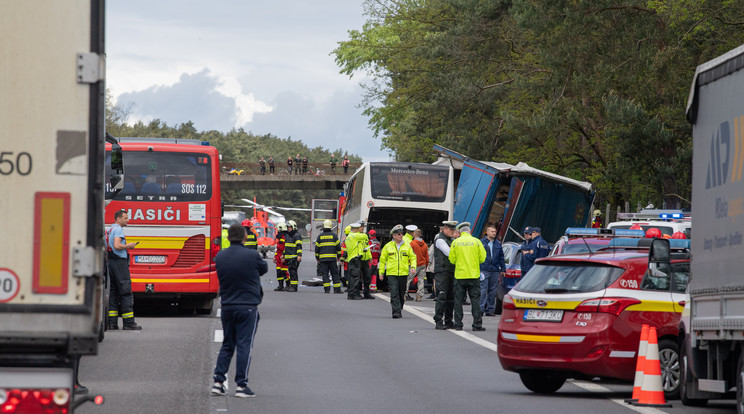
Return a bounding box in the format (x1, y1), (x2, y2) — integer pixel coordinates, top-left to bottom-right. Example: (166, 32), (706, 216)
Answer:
(625, 324), (649, 403)
(632, 326), (672, 407)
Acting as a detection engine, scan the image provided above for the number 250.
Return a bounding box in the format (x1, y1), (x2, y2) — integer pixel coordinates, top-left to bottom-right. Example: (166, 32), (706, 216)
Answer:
(0, 152), (32, 175)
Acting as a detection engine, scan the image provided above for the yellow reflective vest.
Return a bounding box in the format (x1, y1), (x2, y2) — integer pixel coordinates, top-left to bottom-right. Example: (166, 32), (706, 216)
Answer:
(345, 232), (368, 261)
(449, 232), (486, 279)
(221, 228), (230, 249)
(379, 240), (416, 276)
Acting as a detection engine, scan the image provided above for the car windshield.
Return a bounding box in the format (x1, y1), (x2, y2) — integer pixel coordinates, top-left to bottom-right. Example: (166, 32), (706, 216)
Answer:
(516, 263), (625, 294)
(563, 242), (609, 255)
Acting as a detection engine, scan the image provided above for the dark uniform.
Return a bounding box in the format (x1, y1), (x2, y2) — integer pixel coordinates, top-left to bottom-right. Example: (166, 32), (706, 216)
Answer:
(242, 220), (258, 250)
(284, 225), (302, 291)
(523, 228), (550, 275)
(433, 227), (456, 330)
(106, 221), (141, 330)
(315, 226), (342, 293)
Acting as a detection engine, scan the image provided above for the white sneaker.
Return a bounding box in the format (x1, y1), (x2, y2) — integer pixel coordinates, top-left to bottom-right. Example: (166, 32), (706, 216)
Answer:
(211, 382), (226, 396)
(235, 386), (255, 398)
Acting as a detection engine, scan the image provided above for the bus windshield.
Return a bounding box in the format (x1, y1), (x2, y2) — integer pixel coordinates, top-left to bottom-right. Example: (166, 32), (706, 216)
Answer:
(369, 163), (449, 202)
(105, 151), (212, 201)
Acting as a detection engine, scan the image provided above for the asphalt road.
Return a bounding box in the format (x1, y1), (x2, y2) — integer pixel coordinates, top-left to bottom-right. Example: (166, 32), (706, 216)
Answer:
(78, 242), (737, 414)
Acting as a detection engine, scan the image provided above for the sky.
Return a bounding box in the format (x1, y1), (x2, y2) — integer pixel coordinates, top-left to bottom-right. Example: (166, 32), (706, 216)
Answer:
(107, 1), (390, 161)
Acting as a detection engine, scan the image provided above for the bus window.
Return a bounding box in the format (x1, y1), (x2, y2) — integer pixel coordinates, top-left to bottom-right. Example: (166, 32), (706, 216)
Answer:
(369, 164), (449, 202)
(105, 151), (212, 201)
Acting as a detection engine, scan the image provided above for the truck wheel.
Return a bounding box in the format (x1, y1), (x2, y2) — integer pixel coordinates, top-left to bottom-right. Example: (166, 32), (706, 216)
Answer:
(519, 370), (566, 394)
(680, 339), (707, 406)
(659, 339), (681, 400)
(737, 352), (744, 414)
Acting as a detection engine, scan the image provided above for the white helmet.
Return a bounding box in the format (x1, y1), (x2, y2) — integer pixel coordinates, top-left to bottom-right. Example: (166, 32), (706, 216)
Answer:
(323, 219), (333, 229)
(288, 220), (297, 228)
(277, 222), (287, 232)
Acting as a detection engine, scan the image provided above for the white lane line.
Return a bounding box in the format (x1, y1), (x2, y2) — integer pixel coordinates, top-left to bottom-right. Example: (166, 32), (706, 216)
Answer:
(375, 293), (663, 413)
(216, 308), (221, 318)
(214, 329), (223, 343)
(374, 293), (496, 352)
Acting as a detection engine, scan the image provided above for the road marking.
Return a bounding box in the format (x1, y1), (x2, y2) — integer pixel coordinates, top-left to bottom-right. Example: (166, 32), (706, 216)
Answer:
(216, 308), (221, 318)
(374, 293), (496, 352)
(375, 293), (664, 413)
(214, 329), (223, 343)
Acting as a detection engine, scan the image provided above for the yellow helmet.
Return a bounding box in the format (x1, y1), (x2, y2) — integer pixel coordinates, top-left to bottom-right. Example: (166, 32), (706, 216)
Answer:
(344, 226), (351, 235)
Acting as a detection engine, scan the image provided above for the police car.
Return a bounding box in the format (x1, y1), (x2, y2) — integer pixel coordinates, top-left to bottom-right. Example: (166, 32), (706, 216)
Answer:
(497, 238), (690, 399)
(550, 228), (646, 256)
(607, 208), (691, 238)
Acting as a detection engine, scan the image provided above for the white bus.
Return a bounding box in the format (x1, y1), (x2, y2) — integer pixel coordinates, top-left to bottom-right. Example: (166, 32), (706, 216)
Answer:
(339, 162), (454, 243)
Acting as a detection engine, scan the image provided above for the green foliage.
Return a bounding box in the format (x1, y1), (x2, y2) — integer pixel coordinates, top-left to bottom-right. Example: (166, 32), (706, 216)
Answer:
(334, 0), (744, 210)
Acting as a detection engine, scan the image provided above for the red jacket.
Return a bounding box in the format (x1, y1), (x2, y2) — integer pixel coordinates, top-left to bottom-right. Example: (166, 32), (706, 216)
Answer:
(410, 238), (429, 267)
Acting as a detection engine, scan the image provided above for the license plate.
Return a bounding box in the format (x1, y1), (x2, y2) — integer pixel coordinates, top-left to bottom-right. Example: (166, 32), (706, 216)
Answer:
(523, 309), (564, 322)
(135, 255), (166, 264)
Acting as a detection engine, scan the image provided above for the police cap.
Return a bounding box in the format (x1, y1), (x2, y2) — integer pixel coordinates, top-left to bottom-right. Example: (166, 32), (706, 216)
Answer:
(523, 226), (533, 234)
(456, 222), (471, 231)
(442, 221), (458, 229)
(405, 224), (418, 232)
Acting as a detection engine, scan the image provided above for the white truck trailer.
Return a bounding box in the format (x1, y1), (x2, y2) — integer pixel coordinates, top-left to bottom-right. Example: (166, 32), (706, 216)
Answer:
(681, 43), (744, 411)
(0, 1), (116, 411)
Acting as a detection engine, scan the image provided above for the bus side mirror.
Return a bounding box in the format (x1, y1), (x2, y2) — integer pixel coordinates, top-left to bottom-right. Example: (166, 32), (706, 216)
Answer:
(106, 134), (124, 199)
(648, 238), (671, 278)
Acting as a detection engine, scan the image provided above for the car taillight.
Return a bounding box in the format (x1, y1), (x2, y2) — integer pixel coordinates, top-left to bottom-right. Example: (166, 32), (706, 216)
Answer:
(505, 269), (521, 278)
(1, 388), (70, 414)
(574, 297), (641, 316)
(502, 294), (516, 310)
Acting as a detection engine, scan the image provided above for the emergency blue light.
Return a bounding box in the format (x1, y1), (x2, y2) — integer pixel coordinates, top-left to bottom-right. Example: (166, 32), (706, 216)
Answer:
(609, 238), (641, 248)
(612, 229), (646, 238)
(565, 228), (599, 236)
(659, 212), (683, 219)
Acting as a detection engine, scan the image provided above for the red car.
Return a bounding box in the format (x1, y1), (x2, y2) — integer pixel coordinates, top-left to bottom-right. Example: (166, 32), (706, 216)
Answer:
(497, 238), (690, 399)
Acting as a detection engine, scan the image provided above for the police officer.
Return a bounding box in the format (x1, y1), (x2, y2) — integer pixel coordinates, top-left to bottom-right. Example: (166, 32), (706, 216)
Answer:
(315, 219), (342, 293)
(344, 222), (368, 300)
(519, 226), (533, 275)
(221, 222), (231, 249)
(449, 222), (487, 331)
(522, 226), (549, 275)
(433, 221), (457, 330)
(378, 224), (416, 318)
(106, 210), (142, 330)
(241, 219), (258, 250)
(283, 220), (302, 292)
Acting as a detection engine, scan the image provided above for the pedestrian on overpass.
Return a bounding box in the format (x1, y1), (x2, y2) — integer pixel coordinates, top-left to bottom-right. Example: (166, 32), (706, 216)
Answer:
(342, 155), (350, 173)
(283, 220), (302, 292)
(330, 153), (338, 174)
(433, 221), (457, 330)
(287, 156), (293, 174)
(302, 155), (308, 175)
(315, 219), (343, 293)
(258, 157), (266, 175)
(449, 222), (487, 331)
(268, 156), (275, 174)
(379, 225), (417, 318)
(106, 209), (142, 331)
(211, 223), (267, 398)
(294, 154), (301, 175)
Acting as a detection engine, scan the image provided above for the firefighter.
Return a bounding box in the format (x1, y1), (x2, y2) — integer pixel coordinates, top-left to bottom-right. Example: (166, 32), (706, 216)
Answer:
(340, 225), (351, 289)
(241, 219), (258, 250)
(274, 222), (288, 291)
(315, 219), (342, 293)
(379, 224), (417, 318)
(283, 220), (302, 292)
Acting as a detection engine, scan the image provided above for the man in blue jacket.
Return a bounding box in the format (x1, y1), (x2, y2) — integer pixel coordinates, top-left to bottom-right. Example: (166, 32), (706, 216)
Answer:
(480, 224), (506, 316)
(522, 226), (550, 276)
(211, 224), (268, 399)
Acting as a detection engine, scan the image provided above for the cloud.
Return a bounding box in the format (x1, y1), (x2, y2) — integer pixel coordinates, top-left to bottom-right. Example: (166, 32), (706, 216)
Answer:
(117, 69), (271, 130)
(116, 69), (390, 161)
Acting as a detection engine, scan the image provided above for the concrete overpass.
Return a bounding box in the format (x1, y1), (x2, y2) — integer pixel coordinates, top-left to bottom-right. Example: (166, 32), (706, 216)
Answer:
(220, 173), (351, 191)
